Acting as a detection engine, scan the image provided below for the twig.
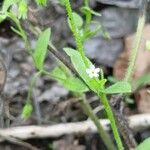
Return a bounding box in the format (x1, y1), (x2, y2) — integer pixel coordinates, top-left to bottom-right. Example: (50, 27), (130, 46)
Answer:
(0, 134), (39, 150)
(0, 114), (149, 142)
(0, 58), (7, 94)
(110, 94), (137, 148)
(32, 90), (42, 125)
(0, 58), (7, 128)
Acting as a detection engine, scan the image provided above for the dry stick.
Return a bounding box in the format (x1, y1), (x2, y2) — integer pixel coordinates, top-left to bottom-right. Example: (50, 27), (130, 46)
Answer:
(0, 135), (40, 150)
(0, 114), (149, 141)
(0, 59), (7, 128)
(109, 94), (137, 148)
(33, 90), (42, 125)
(0, 60), (38, 149)
(0, 58), (7, 94)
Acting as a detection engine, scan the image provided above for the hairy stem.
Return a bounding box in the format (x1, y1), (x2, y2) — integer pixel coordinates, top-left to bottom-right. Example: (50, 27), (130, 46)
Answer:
(124, 0), (147, 82)
(79, 94), (115, 150)
(99, 93), (124, 150)
(64, 0), (88, 66)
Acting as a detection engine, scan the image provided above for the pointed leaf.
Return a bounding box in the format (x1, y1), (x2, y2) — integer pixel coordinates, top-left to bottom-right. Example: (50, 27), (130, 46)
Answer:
(2, 0), (17, 12)
(68, 12), (83, 30)
(18, 0), (28, 19)
(102, 81), (131, 94)
(33, 28), (51, 70)
(21, 103), (33, 119)
(50, 67), (88, 92)
(58, 0), (65, 6)
(136, 138), (150, 150)
(63, 77), (89, 92)
(64, 48), (104, 92)
(35, 0), (47, 6)
(51, 67), (67, 80)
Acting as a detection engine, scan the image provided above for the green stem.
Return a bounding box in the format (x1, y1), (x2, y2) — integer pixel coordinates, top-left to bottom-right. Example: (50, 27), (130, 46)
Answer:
(27, 71), (41, 102)
(7, 12), (32, 55)
(99, 93), (124, 150)
(124, 2), (147, 82)
(64, 0), (88, 66)
(79, 94), (115, 150)
(84, 0), (89, 6)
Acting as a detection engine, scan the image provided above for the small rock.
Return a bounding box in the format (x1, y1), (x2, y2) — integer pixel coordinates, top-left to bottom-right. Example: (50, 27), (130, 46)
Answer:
(38, 84), (69, 102)
(96, 0), (142, 8)
(85, 37), (123, 66)
(100, 7), (138, 38)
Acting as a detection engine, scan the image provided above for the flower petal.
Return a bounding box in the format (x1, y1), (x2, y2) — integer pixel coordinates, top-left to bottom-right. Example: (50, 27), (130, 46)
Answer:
(90, 65), (95, 70)
(94, 72), (99, 78)
(86, 69), (91, 74)
(89, 73), (94, 78)
(95, 68), (100, 73)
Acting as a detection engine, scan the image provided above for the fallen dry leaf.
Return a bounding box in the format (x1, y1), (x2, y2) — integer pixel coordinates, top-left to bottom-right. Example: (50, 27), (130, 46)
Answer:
(135, 88), (150, 113)
(113, 25), (150, 80)
(113, 25), (150, 113)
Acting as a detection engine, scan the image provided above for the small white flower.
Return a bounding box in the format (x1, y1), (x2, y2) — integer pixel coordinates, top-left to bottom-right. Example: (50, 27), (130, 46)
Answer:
(86, 65), (100, 78)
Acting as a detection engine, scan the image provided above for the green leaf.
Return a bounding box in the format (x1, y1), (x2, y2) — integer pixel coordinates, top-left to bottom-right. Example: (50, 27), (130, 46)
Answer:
(81, 6), (101, 17)
(107, 76), (118, 84)
(35, 0), (47, 6)
(50, 67), (89, 92)
(133, 74), (150, 90)
(58, 0), (65, 6)
(82, 24), (101, 41)
(51, 67), (67, 80)
(68, 12), (83, 30)
(102, 81), (132, 94)
(33, 28), (51, 70)
(0, 14), (7, 23)
(2, 0), (17, 12)
(136, 138), (150, 150)
(18, 0), (28, 19)
(64, 48), (103, 92)
(146, 40), (150, 51)
(21, 103), (33, 119)
(63, 77), (89, 92)
(11, 26), (22, 37)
